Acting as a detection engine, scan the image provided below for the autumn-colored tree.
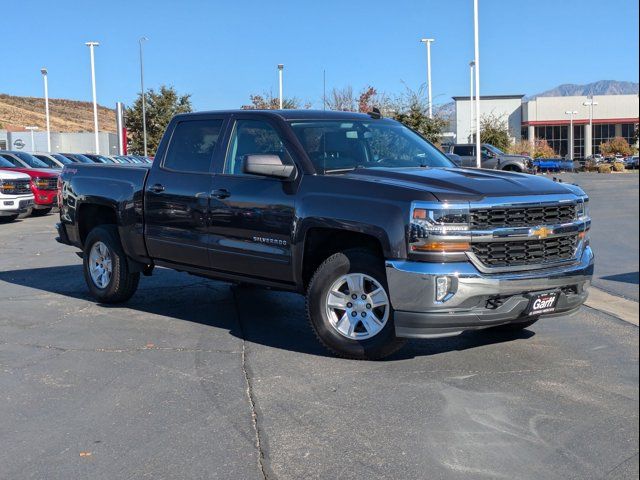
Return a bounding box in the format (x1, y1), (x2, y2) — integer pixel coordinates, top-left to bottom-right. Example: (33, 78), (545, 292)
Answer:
(126, 85), (192, 156)
(599, 136), (633, 156)
(357, 86), (378, 113)
(241, 92), (309, 110)
(532, 139), (556, 158)
(508, 139), (533, 156)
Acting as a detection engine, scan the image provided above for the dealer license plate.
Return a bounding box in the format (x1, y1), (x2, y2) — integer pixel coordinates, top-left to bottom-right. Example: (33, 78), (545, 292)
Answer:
(526, 292), (559, 316)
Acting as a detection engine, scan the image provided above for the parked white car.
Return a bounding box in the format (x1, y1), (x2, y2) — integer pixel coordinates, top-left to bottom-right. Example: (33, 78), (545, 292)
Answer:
(0, 170), (35, 222)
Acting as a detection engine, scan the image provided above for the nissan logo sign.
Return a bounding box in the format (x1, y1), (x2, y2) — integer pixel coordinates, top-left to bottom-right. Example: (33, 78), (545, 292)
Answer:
(13, 139), (26, 149)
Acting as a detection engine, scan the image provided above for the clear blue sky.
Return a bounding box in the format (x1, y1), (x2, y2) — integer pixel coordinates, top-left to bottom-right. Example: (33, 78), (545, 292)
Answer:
(3, 0), (638, 110)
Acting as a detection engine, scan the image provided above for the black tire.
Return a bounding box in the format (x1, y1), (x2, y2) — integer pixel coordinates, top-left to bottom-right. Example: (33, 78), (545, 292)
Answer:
(306, 248), (405, 360)
(490, 317), (539, 333)
(502, 165), (522, 172)
(0, 214), (19, 223)
(31, 207), (52, 216)
(83, 225), (140, 303)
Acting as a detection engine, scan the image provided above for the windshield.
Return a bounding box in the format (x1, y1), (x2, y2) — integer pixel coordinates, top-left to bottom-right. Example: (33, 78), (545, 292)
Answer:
(485, 144), (505, 155)
(66, 153), (93, 163)
(14, 152), (49, 168)
(0, 157), (16, 167)
(51, 154), (74, 165)
(289, 121), (453, 173)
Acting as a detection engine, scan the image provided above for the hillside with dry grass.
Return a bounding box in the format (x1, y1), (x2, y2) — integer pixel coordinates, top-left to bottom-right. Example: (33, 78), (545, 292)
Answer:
(0, 94), (116, 133)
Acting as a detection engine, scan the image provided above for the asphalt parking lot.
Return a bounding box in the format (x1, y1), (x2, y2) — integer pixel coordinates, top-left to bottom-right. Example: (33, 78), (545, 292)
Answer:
(0, 173), (638, 479)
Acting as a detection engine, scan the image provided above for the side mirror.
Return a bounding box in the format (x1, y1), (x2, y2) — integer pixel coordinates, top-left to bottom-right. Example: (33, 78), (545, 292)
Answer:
(243, 154), (295, 179)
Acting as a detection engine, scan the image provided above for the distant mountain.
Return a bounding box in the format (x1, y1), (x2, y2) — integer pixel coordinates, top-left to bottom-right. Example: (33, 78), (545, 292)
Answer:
(435, 80), (639, 123)
(0, 94), (115, 133)
(531, 80), (639, 99)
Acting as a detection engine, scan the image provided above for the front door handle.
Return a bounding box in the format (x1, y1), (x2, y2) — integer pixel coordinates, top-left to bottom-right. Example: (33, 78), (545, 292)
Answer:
(211, 189), (230, 199)
(149, 183), (165, 193)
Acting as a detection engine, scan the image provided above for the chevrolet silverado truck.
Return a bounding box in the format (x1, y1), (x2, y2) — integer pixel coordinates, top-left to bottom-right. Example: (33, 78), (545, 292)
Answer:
(0, 169), (34, 222)
(56, 110), (594, 359)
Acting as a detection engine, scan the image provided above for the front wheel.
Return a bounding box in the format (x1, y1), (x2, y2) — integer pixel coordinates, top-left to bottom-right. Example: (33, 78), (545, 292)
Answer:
(83, 225), (140, 303)
(306, 249), (405, 360)
(0, 214), (19, 223)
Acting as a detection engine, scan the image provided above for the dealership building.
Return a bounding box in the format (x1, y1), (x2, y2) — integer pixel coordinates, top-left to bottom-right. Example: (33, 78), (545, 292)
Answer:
(454, 93), (639, 157)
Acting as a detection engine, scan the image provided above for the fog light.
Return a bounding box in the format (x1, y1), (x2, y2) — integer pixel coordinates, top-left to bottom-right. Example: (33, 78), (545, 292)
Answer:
(3, 201), (14, 206)
(435, 276), (451, 302)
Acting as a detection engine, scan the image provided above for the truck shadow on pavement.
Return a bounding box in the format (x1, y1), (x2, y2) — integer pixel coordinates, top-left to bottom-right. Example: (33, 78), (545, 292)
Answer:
(0, 264), (534, 360)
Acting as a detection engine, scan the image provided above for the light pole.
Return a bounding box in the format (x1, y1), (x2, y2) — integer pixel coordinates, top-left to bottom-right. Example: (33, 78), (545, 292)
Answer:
(25, 126), (38, 151)
(582, 97), (598, 157)
(473, 0), (481, 168)
(139, 37), (149, 157)
(565, 110), (578, 160)
(420, 38), (435, 118)
(277, 64), (284, 109)
(85, 41), (100, 154)
(469, 61), (475, 142)
(40, 68), (51, 152)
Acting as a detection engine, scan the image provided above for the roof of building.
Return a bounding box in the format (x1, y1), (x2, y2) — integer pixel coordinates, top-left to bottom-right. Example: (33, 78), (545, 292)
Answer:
(452, 95), (525, 101)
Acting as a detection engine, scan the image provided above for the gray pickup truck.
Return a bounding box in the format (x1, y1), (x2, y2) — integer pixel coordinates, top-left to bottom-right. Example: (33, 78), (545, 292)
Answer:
(449, 143), (535, 172)
(56, 109), (593, 359)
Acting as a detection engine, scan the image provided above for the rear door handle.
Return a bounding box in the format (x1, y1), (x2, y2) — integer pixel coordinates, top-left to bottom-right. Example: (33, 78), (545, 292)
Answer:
(211, 189), (230, 199)
(149, 183), (165, 193)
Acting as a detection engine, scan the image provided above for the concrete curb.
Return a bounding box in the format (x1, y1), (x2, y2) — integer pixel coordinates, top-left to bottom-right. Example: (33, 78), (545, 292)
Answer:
(585, 287), (639, 326)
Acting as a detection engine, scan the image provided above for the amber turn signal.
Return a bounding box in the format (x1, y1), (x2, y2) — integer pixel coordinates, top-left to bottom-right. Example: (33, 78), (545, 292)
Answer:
(411, 242), (470, 252)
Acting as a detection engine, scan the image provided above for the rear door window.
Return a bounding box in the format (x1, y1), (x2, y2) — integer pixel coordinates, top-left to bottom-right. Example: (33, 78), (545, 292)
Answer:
(163, 119), (224, 173)
(453, 145), (474, 156)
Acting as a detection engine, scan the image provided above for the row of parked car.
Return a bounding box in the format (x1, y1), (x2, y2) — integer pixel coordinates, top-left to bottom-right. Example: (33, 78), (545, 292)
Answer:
(0, 150), (152, 223)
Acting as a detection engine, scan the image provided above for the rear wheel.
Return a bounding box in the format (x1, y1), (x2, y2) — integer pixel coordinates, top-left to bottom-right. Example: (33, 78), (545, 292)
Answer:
(0, 214), (19, 223)
(31, 207), (52, 217)
(83, 225), (140, 303)
(306, 248), (405, 360)
(502, 165), (522, 172)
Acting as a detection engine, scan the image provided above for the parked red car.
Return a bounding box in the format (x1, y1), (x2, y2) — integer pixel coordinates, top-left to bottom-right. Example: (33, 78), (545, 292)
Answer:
(0, 152), (60, 216)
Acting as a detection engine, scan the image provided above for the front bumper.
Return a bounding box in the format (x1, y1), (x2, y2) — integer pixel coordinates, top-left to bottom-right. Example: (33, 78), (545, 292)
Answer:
(32, 188), (57, 207)
(386, 246), (594, 338)
(0, 195), (35, 216)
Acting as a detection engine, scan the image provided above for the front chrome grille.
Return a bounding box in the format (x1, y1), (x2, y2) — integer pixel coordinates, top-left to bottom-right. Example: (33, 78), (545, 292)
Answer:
(470, 203), (577, 229)
(471, 234), (578, 268)
(14, 179), (31, 194)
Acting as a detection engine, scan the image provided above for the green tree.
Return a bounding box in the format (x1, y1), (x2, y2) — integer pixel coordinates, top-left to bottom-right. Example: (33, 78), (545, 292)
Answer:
(479, 113), (511, 151)
(387, 87), (447, 144)
(241, 92), (309, 110)
(126, 85), (192, 156)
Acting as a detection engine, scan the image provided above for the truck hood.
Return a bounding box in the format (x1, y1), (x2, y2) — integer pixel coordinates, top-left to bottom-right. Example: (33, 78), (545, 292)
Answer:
(0, 169), (31, 180)
(1, 167), (60, 178)
(342, 167), (575, 202)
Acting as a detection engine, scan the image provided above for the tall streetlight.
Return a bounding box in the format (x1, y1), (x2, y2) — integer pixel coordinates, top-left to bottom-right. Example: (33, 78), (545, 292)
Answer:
(40, 68), (51, 152)
(420, 38), (435, 118)
(139, 37), (149, 157)
(277, 64), (284, 109)
(582, 97), (598, 157)
(473, 0), (482, 168)
(85, 41), (100, 154)
(565, 110), (578, 160)
(469, 61), (475, 142)
(25, 126), (39, 151)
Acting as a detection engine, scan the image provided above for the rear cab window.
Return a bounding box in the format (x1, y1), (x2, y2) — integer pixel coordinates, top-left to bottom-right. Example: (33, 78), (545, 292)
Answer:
(453, 145), (474, 156)
(163, 119), (224, 173)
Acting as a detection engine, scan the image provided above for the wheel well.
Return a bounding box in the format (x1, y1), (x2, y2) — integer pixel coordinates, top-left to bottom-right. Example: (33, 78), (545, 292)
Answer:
(301, 228), (384, 289)
(78, 204), (118, 246)
(502, 164), (522, 172)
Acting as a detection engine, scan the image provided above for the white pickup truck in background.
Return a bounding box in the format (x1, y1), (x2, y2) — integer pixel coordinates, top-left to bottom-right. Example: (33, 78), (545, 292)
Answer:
(0, 170), (34, 223)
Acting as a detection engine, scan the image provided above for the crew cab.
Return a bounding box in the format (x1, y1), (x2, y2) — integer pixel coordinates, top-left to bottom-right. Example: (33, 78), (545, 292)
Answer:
(448, 143), (534, 172)
(0, 169), (34, 222)
(0, 151), (60, 216)
(56, 110), (593, 359)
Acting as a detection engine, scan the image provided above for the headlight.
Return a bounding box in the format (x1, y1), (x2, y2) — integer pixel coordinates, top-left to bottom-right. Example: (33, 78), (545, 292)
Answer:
(1, 180), (15, 194)
(409, 203), (471, 253)
(33, 177), (49, 189)
(576, 197), (589, 220)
